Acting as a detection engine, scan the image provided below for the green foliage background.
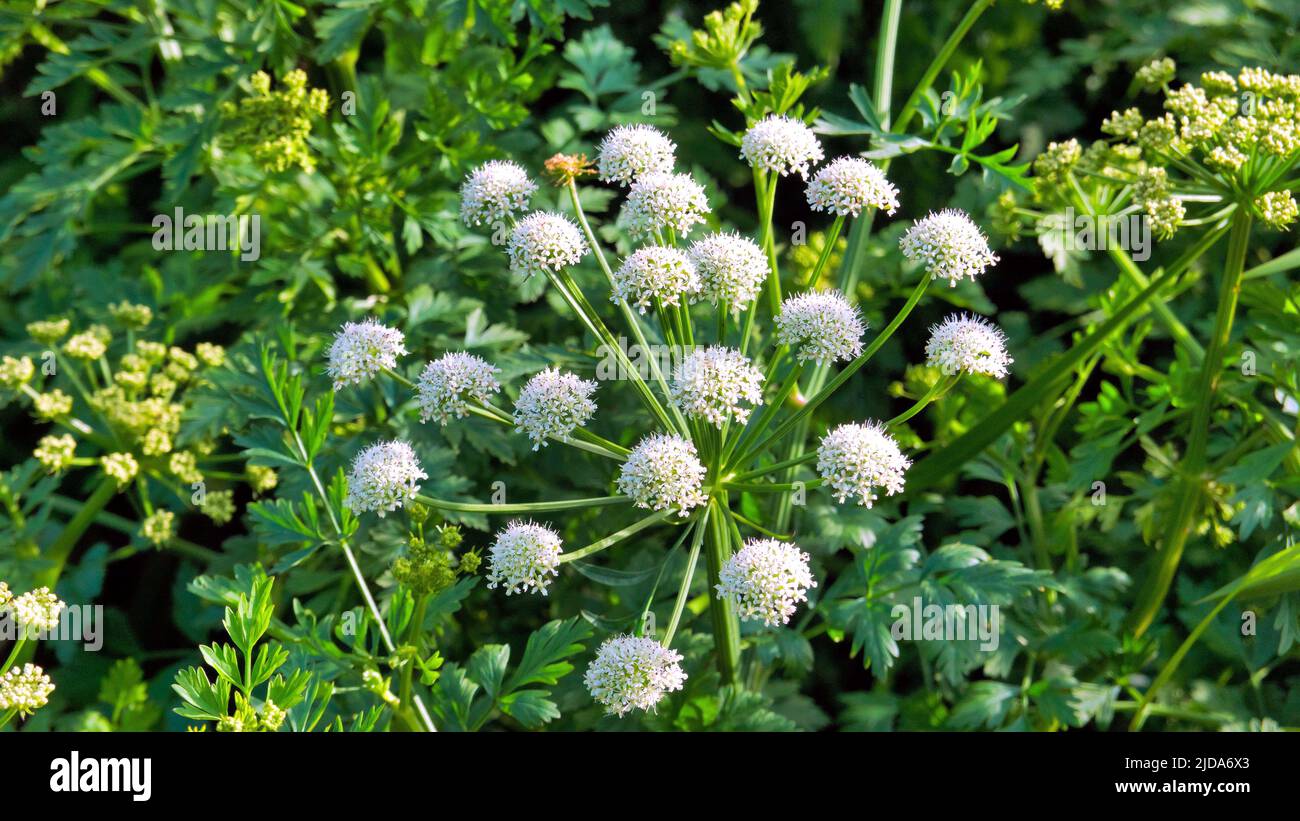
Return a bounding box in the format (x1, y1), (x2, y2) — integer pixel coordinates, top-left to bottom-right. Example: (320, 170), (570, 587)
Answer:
(1, 0), (1298, 731)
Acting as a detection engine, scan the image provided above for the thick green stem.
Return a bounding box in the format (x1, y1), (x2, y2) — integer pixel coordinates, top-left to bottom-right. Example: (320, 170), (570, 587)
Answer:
(1125, 208), (1253, 636)
(36, 476), (119, 588)
(704, 498), (741, 685)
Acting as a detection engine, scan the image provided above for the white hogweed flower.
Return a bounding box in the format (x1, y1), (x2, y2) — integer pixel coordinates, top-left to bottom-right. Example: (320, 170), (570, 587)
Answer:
(0, 664), (55, 717)
(687, 232), (768, 312)
(486, 520), (564, 596)
(740, 114), (825, 178)
(344, 440), (427, 517)
(326, 318), (407, 391)
(597, 124), (677, 186)
(900, 209), (1000, 287)
(925, 314), (1013, 379)
(775, 290), (865, 364)
(623, 172), (710, 238)
(416, 353), (502, 425)
(11, 587), (65, 632)
(459, 160), (537, 226)
(817, 422), (910, 507)
(671, 346), (764, 427)
(507, 212), (588, 278)
(612, 246), (700, 313)
(806, 156), (900, 217)
(513, 368), (598, 449)
(716, 538), (817, 626)
(584, 634), (687, 717)
(617, 433), (707, 516)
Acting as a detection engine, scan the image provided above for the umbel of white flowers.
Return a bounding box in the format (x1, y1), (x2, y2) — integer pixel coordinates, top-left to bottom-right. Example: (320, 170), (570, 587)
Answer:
(416, 352), (501, 425)
(613, 245), (700, 313)
(687, 232), (769, 312)
(670, 346), (764, 427)
(344, 439), (427, 517)
(817, 422), (911, 507)
(623, 172), (711, 238)
(513, 368), (598, 448)
(617, 433), (708, 516)
(326, 318), (408, 391)
(459, 160), (538, 226)
(900, 208), (1000, 287)
(584, 634), (687, 717)
(926, 314), (1014, 379)
(775, 290), (866, 364)
(597, 124), (677, 186)
(10, 586), (65, 632)
(0, 664), (55, 717)
(486, 520), (564, 596)
(740, 114), (825, 178)
(507, 212), (589, 278)
(715, 538), (817, 627)
(806, 156), (900, 217)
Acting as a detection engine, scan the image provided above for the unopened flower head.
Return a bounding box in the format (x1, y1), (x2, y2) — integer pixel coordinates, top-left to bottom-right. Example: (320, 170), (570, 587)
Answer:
(0, 355), (34, 388)
(344, 440), (427, 517)
(486, 520), (563, 596)
(716, 538), (817, 626)
(584, 634), (686, 717)
(671, 346), (764, 427)
(326, 318), (407, 391)
(687, 232), (768, 312)
(27, 318), (70, 345)
(901, 209), (1000, 287)
(817, 421), (910, 507)
(775, 290), (865, 364)
(806, 156), (899, 216)
(623, 172), (710, 238)
(141, 509), (176, 547)
(459, 160), (538, 226)
(925, 314), (1013, 379)
(0, 664), (55, 717)
(617, 433), (707, 516)
(1256, 191), (1299, 230)
(0, 582), (9, 609)
(612, 246), (700, 313)
(34, 434), (76, 473)
(507, 212), (588, 277)
(11, 587), (65, 632)
(416, 353), (501, 425)
(64, 331), (107, 361)
(514, 368), (598, 449)
(101, 452), (139, 488)
(740, 114), (824, 178)
(597, 124), (677, 186)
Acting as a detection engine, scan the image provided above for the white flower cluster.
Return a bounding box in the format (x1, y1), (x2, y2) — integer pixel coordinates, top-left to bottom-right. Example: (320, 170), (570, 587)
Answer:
(716, 538), (817, 626)
(10, 587), (65, 632)
(806, 156), (900, 217)
(623, 172), (711, 238)
(817, 422), (910, 507)
(775, 290), (865, 364)
(513, 368), (598, 449)
(612, 246), (700, 312)
(925, 314), (1013, 379)
(597, 124), (677, 186)
(0, 664), (55, 717)
(326, 319), (407, 391)
(486, 520), (563, 596)
(344, 440), (426, 517)
(900, 209), (1000, 287)
(740, 114), (824, 178)
(687, 232), (769, 312)
(416, 353), (501, 425)
(584, 634), (687, 717)
(617, 433), (707, 516)
(671, 346), (764, 427)
(459, 160), (537, 226)
(507, 212), (588, 278)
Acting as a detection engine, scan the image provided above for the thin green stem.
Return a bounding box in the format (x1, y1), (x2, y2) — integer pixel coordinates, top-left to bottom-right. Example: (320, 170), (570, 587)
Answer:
(414, 494), (628, 514)
(662, 512), (709, 648)
(1125, 208), (1253, 636)
(559, 511), (673, 563)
